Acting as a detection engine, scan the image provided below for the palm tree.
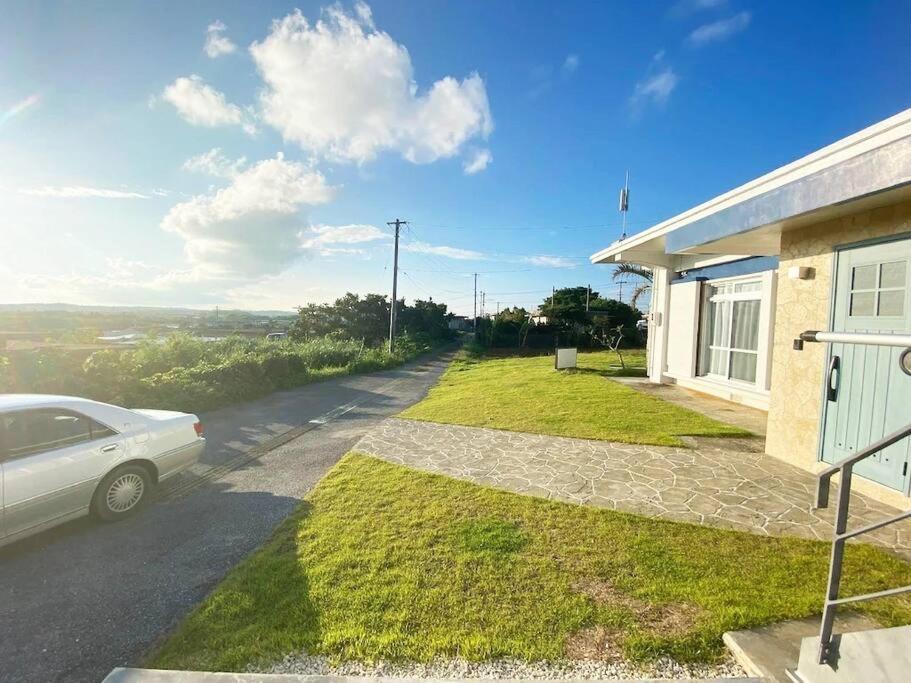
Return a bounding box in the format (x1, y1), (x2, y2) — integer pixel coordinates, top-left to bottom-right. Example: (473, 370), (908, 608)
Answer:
(612, 263), (653, 308)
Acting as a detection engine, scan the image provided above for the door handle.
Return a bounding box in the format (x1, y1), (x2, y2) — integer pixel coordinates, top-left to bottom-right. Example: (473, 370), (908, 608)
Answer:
(101, 444), (120, 453)
(826, 355), (840, 402)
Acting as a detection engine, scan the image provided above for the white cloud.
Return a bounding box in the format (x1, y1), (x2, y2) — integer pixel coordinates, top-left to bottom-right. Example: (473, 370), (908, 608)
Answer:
(522, 255), (578, 268)
(249, 3), (493, 164)
(300, 224), (389, 249)
(162, 153), (336, 278)
(312, 246), (369, 258)
(0, 94), (40, 127)
(562, 54), (580, 76)
(183, 148), (247, 178)
(670, 0), (727, 16)
(403, 241), (486, 260)
(463, 148), (492, 175)
(12, 269), (227, 307)
(162, 75), (254, 132)
(18, 186), (150, 199)
(205, 20), (237, 58)
(688, 11), (751, 46)
(630, 67), (679, 108)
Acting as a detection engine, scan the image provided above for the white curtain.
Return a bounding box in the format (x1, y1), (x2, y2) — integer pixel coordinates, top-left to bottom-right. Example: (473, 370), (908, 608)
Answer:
(730, 300), (760, 382)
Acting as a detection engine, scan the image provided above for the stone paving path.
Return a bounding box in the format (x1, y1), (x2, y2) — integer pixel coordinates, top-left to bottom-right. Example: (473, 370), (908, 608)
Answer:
(357, 418), (911, 557)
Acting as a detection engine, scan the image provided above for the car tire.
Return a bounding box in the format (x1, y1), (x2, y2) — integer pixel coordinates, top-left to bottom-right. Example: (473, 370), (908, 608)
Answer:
(92, 464), (151, 522)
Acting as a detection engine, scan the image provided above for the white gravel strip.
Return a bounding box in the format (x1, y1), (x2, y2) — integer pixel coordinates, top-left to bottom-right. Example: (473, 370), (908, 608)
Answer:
(257, 654), (746, 680)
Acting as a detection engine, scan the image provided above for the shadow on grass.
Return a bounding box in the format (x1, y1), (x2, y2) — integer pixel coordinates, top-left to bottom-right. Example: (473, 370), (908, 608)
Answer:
(147, 501), (320, 673)
(560, 366), (647, 378)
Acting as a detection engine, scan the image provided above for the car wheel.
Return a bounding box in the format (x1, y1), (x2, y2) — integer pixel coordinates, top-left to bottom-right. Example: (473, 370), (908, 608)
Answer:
(93, 464), (151, 521)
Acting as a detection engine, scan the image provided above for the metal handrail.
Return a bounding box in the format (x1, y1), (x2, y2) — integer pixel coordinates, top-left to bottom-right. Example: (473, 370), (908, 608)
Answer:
(800, 329), (911, 666)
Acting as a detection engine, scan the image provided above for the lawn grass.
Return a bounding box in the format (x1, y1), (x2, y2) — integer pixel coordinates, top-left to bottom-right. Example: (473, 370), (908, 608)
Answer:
(149, 453), (911, 672)
(399, 349), (749, 446)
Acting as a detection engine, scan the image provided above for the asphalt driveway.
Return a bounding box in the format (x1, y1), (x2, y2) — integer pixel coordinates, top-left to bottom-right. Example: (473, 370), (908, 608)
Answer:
(0, 350), (454, 683)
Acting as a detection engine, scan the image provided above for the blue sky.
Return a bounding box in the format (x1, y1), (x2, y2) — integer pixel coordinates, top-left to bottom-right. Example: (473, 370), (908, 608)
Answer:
(1, 0), (910, 315)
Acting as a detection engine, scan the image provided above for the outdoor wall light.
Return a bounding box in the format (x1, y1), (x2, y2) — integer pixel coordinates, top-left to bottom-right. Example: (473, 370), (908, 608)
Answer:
(788, 266), (814, 280)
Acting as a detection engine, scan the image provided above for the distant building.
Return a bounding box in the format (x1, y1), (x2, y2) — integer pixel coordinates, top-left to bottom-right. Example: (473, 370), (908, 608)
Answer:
(96, 331), (147, 345)
(448, 316), (471, 331)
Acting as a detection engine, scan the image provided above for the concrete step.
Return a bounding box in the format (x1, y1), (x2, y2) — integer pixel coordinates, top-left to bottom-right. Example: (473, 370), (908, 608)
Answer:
(102, 668), (765, 683)
(790, 623), (911, 682)
(722, 614), (878, 683)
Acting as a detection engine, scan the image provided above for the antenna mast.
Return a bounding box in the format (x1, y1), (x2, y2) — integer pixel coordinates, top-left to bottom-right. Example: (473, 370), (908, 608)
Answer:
(618, 170), (630, 240)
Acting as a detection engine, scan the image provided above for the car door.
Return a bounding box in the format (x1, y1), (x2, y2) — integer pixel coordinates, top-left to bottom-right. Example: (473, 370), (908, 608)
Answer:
(0, 408), (126, 538)
(820, 238), (911, 493)
(0, 427), (5, 542)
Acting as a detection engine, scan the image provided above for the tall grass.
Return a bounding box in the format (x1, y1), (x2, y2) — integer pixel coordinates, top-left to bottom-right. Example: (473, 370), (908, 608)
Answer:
(0, 333), (434, 413)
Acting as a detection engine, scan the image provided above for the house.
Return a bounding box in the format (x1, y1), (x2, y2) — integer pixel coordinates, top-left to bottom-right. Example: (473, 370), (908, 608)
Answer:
(591, 108), (911, 509)
(530, 309), (550, 325)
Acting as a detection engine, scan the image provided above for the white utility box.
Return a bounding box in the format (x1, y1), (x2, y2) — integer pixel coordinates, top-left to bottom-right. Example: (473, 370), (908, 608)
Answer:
(555, 347), (578, 369)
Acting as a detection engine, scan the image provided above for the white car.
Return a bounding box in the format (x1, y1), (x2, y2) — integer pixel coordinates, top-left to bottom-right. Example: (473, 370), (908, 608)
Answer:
(0, 394), (205, 548)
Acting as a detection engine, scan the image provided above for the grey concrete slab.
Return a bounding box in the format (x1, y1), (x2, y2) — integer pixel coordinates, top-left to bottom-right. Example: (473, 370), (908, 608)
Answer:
(722, 614), (878, 682)
(102, 668), (764, 683)
(793, 623), (911, 682)
(0, 352), (455, 683)
(358, 418), (911, 556)
(607, 378), (768, 439)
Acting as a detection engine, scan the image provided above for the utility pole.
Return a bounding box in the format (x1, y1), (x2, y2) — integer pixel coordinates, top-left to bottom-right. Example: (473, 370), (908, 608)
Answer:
(387, 218), (407, 352)
(473, 273), (478, 334)
(481, 291), (486, 318)
(496, 301), (500, 315)
(586, 284), (591, 312)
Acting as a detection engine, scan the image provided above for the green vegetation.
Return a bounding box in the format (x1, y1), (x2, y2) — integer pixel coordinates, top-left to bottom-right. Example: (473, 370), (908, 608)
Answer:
(1, 291), (459, 413)
(292, 293), (453, 346)
(149, 454), (911, 671)
(400, 349), (748, 446)
(1, 333), (434, 413)
(475, 286), (644, 350)
(0, 305), (294, 343)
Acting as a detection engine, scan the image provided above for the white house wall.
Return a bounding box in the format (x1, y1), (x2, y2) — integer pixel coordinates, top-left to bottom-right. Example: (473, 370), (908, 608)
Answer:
(648, 266), (778, 411)
(665, 281), (700, 380)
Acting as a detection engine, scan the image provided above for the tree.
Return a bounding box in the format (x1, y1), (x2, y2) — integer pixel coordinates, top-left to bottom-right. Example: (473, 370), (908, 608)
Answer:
(587, 297), (640, 330)
(290, 293), (390, 343)
(487, 306), (531, 347)
(290, 293), (455, 345)
(333, 293), (390, 343)
(398, 298), (452, 340)
(612, 263), (653, 308)
(542, 287), (592, 330)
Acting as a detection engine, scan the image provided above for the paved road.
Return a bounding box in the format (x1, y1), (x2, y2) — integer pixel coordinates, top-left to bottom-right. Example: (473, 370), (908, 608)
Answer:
(0, 350), (454, 683)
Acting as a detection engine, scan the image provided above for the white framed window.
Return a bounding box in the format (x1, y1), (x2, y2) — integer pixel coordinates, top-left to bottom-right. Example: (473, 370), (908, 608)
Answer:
(698, 278), (763, 385)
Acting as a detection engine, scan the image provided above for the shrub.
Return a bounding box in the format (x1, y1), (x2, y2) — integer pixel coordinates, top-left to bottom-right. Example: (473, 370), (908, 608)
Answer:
(0, 332), (441, 414)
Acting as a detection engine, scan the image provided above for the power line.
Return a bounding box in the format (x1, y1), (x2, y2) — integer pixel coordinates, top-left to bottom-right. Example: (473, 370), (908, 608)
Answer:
(405, 267), (539, 275)
(411, 218), (661, 232)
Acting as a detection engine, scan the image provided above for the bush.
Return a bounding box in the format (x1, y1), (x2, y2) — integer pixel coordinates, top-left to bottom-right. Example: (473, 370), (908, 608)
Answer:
(0, 332), (441, 414)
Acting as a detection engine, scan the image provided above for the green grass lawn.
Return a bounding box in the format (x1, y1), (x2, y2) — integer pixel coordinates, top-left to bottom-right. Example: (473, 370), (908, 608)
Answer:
(149, 454), (911, 672)
(399, 349), (749, 446)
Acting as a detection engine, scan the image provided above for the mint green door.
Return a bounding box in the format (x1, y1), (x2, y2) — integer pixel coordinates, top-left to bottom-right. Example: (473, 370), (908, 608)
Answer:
(821, 238), (911, 493)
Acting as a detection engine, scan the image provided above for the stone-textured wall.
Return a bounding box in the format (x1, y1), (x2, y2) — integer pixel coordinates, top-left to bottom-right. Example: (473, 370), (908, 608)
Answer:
(766, 200), (911, 472)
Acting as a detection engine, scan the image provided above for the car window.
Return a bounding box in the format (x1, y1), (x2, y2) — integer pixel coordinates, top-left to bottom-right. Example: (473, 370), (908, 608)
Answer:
(0, 409), (117, 461)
